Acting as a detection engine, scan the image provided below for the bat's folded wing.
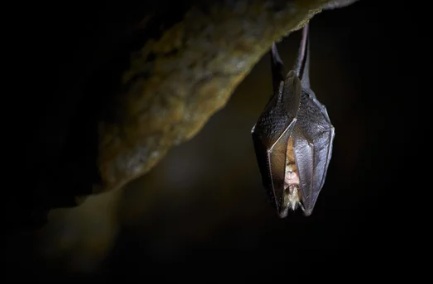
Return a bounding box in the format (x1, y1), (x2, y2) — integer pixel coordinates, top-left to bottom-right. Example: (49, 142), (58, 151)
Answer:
(293, 99), (335, 216)
(252, 121), (295, 212)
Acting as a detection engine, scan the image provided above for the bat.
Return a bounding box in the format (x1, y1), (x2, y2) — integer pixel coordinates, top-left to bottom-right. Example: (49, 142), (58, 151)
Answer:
(251, 24), (335, 217)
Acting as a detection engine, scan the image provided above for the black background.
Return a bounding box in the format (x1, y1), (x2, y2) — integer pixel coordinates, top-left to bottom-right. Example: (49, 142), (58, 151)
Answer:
(3, 0), (430, 282)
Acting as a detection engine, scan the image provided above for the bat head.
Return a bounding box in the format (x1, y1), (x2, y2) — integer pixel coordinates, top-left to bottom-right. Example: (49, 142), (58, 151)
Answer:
(280, 136), (304, 217)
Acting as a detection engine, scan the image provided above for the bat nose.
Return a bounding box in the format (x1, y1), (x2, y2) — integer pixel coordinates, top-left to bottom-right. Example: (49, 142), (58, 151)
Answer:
(278, 207), (288, 218)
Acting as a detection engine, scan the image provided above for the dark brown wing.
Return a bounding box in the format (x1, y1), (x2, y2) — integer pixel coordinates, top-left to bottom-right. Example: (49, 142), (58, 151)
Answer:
(251, 71), (301, 213)
(293, 91), (335, 216)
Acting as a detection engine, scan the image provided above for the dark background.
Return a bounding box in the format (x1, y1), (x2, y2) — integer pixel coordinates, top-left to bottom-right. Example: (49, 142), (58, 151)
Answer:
(3, 0), (430, 282)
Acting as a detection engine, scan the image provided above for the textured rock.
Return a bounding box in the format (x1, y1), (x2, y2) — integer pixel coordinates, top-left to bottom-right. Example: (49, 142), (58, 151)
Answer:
(96, 0), (358, 193)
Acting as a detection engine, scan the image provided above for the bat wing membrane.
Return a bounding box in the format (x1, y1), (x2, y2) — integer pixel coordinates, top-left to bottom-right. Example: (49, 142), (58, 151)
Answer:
(293, 93), (335, 215)
(252, 72), (302, 212)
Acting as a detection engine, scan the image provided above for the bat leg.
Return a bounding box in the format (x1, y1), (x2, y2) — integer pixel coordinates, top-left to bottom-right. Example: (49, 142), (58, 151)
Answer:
(270, 43), (285, 94)
(294, 24), (311, 90)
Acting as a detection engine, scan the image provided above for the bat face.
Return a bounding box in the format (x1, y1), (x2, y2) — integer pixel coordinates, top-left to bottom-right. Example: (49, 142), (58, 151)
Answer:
(251, 24), (335, 217)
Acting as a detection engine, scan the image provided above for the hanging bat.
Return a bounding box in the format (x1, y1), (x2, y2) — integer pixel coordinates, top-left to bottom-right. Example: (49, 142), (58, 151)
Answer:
(251, 24), (335, 217)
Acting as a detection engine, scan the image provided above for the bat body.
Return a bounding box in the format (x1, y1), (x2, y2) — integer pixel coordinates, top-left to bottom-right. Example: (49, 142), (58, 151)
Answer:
(251, 24), (335, 217)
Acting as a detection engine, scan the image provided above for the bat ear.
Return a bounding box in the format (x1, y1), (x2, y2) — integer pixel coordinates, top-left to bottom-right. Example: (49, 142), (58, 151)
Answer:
(294, 24), (311, 90)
